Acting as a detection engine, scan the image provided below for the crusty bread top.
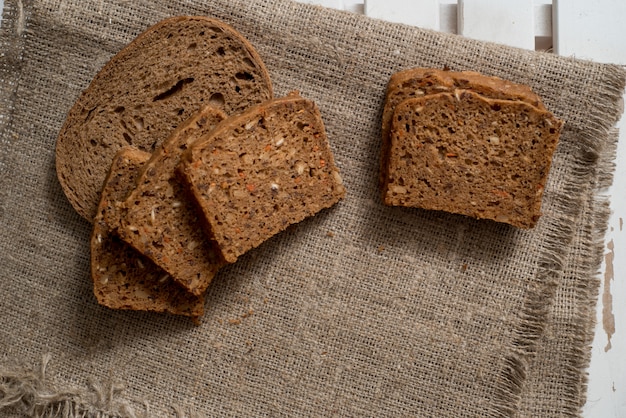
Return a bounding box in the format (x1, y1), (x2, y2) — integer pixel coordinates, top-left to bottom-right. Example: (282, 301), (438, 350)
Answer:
(56, 16), (273, 222)
(179, 93), (346, 263)
(384, 90), (563, 228)
(383, 68), (546, 143)
(118, 105), (227, 296)
(380, 68), (547, 193)
(91, 147), (204, 320)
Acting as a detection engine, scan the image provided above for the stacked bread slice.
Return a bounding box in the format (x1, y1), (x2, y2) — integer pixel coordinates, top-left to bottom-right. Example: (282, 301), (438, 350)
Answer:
(179, 93), (346, 264)
(91, 148), (205, 319)
(56, 17), (345, 321)
(116, 105), (228, 298)
(380, 68), (563, 228)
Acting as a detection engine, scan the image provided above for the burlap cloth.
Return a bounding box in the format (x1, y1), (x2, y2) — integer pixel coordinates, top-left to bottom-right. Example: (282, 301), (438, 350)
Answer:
(0, 1), (624, 417)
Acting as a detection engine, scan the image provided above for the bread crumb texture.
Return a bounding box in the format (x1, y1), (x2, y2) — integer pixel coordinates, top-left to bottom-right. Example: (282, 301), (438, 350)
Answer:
(379, 68), (547, 194)
(180, 94), (346, 263)
(91, 147), (204, 320)
(383, 90), (562, 228)
(117, 105), (227, 297)
(56, 16), (273, 222)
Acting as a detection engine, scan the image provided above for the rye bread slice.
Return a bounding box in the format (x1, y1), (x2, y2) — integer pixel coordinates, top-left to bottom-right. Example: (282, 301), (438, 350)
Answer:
(56, 16), (273, 222)
(380, 68), (546, 192)
(179, 94), (346, 263)
(118, 105), (227, 296)
(383, 90), (563, 228)
(91, 147), (204, 320)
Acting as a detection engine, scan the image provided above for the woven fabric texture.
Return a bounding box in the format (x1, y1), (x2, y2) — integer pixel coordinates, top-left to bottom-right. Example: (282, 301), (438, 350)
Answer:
(0, 0), (624, 417)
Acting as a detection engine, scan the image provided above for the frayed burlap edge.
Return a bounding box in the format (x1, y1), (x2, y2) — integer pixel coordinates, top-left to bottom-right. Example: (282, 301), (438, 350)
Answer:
(513, 72), (625, 416)
(547, 74), (625, 416)
(496, 62), (625, 416)
(0, 354), (128, 418)
(567, 124), (622, 416)
(0, 355), (209, 418)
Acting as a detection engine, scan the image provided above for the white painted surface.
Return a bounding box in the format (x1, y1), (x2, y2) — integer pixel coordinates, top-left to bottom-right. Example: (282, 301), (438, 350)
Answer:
(298, 0), (364, 13)
(534, 2), (553, 37)
(365, 0), (440, 30)
(297, 0), (344, 8)
(554, 0), (626, 65)
(342, 0), (365, 14)
(457, 0), (535, 49)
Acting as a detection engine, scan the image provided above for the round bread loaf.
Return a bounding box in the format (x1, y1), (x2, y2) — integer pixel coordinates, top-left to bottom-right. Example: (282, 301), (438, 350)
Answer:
(56, 16), (273, 221)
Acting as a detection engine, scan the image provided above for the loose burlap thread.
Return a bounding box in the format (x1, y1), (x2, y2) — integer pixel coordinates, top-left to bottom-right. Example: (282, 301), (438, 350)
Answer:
(0, 1), (624, 417)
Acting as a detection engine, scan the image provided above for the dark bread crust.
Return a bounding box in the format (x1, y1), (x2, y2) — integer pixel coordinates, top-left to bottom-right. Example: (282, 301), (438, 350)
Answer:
(380, 68), (546, 193)
(117, 105), (227, 296)
(383, 90), (563, 228)
(91, 147), (204, 320)
(179, 94), (346, 263)
(56, 16), (273, 222)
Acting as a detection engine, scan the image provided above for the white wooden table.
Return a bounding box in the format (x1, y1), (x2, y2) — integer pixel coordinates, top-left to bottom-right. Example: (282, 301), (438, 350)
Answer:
(1, 1), (623, 416)
(296, 1), (625, 417)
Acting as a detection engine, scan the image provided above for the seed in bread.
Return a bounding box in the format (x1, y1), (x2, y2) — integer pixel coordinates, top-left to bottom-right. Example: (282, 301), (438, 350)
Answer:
(179, 94), (346, 263)
(383, 90), (563, 228)
(118, 105), (227, 297)
(56, 16), (273, 222)
(383, 68), (546, 141)
(380, 68), (546, 193)
(91, 147), (204, 320)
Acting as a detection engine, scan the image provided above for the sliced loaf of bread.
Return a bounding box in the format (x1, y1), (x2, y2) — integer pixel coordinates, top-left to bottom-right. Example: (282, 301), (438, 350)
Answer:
(383, 68), (546, 140)
(383, 90), (563, 228)
(380, 68), (546, 191)
(117, 105), (227, 296)
(91, 147), (204, 320)
(179, 94), (346, 263)
(56, 16), (273, 222)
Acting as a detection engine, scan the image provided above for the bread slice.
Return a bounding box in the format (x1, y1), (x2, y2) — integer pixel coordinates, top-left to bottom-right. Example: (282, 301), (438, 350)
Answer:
(383, 90), (563, 228)
(380, 68), (546, 192)
(383, 68), (546, 140)
(91, 147), (204, 320)
(117, 105), (227, 296)
(179, 94), (346, 263)
(56, 16), (273, 222)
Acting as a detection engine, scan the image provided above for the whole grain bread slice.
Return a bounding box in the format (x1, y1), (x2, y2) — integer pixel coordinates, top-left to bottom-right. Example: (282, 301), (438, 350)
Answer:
(91, 147), (204, 320)
(383, 68), (546, 140)
(56, 16), (273, 222)
(117, 105), (227, 296)
(383, 90), (563, 228)
(179, 93), (346, 263)
(380, 68), (546, 192)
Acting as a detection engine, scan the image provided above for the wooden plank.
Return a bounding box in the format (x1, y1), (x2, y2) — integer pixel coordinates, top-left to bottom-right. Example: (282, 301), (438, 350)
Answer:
(554, 0), (626, 64)
(343, 0), (365, 14)
(296, 0), (345, 9)
(364, 0), (440, 30)
(458, 0), (535, 50)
